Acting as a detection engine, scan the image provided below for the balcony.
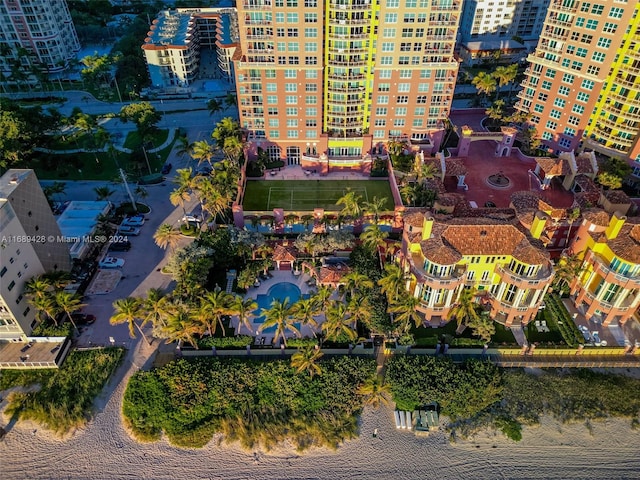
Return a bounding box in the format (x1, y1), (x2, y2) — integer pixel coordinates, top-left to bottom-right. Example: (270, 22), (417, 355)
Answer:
(327, 72), (366, 80)
(329, 1), (372, 11)
(246, 34), (272, 40)
(496, 265), (553, 289)
(328, 46), (369, 54)
(545, 16), (573, 28)
(540, 30), (568, 42)
(614, 75), (640, 89)
(548, 1), (578, 13)
(431, 2), (460, 11)
(243, 2), (273, 9)
(328, 17), (371, 26)
(244, 19), (272, 25)
(409, 255), (465, 289)
(587, 252), (640, 289)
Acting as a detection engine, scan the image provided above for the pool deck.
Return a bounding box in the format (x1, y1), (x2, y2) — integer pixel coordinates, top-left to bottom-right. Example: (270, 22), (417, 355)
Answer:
(235, 270), (339, 345)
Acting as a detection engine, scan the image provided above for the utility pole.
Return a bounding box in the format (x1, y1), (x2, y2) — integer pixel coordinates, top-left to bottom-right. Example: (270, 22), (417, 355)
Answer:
(119, 168), (138, 213)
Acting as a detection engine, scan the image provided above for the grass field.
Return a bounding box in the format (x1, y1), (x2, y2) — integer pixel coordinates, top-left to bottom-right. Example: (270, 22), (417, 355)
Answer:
(242, 180), (395, 211)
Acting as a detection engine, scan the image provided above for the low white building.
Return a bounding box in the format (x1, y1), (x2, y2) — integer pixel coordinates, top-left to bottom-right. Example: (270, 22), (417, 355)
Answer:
(56, 201), (111, 260)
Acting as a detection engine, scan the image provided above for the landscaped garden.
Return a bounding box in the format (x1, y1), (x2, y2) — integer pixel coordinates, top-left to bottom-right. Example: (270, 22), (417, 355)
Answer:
(122, 356), (376, 449)
(242, 180), (395, 211)
(0, 348), (125, 434)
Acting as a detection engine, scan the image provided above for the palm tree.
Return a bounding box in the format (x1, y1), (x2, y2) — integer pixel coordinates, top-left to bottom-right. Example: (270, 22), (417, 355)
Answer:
(492, 63), (518, 100)
(191, 140), (215, 167)
(472, 71), (497, 104)
(110, 297), (150, 344)
(378, 264), (406, 303)
(207, 98), (224, 116)
(290, 345), (324, 377)
(553, 254), (583, 293)
(93, 186), (115, 202)
(388, 293), (423, 333)
(170, 187), (191, 217)
(341, 271), (374, 300)
(357, 376), (391, 409)
(291, 297), (320, 335)
(361, 224), (389, 268)
(154, 223), (181, 252)
(259, 298), (299, 346)
(231, 295), (257, 335)
(29, 294), (60, 326)
(55, 291), (87, 334)
(565, 207), (581, 247)
(161, 302), (201, 349)
(199, 289), (234, 337)
(336, 189), (363, 218)
(223, 135), (244, 165)
(322, 301), (357, 343)
(363, 196), (388, 224)
(142, 288), (168, 332)
(175, 135), (194, 161)
(415, 161), (438, 182)
(312, 285), (334, 312)
(449, 288), (480, 334)
(467, 312), (495, 343)
(346, 294), (372, 329)
(24, 275), (52, 300)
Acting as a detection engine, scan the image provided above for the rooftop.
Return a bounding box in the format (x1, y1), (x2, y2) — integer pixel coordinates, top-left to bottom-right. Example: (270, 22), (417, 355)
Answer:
(0, 169), (34, 200)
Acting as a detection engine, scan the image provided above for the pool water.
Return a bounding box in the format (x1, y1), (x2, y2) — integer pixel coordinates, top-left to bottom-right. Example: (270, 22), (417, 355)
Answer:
(253, 282), (307, 334)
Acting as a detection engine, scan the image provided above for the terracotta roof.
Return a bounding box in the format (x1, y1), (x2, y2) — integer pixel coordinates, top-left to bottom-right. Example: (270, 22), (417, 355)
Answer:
(317, 263), (351, 284)
(436, 194), (457, 207)
(603, 190), (631, 205)
(444, 158), (467, 176)
(535, 157), (572, 176)
(575, 155), (595, 174)
(582, 209), (610, 227)
(424, 158), (443, 175)
(606, 223), (640, 264)
(574, 174), (599, 193)
(417, 220), (550, 266)
(403, 210), (428, 228)
(272, 244), (299, 262)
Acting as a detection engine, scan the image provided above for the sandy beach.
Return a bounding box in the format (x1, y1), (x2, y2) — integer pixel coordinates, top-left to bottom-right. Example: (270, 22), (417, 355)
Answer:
(2, 343), (640, 480)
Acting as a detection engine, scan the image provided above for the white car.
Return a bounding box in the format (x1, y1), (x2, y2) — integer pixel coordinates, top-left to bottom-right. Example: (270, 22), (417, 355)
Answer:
(121, 215), (145, 227)
(183, 214), (202, 224)
(118, 226), (141, 236)
(99, 256), (125, 269)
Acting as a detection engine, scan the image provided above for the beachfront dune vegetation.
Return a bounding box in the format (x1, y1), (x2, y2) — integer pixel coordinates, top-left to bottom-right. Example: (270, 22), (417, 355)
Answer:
(386, 356), (640, 441)
(122, 356), (376, 450)
(0, 348), (125, 434)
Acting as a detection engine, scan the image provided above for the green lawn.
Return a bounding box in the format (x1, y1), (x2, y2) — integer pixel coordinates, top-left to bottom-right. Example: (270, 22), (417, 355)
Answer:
(242, 180), (395, 212)
(124, 128), (169, 150)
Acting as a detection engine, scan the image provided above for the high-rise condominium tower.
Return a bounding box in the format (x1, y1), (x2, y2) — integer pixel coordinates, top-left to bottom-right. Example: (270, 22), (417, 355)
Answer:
(0, 0), (80, 75)
(516, 0), (640, 162)
(234, 0), (461, 168)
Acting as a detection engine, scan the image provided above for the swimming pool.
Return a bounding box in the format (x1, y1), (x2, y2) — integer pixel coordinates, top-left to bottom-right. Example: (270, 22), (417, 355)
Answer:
(253, 282), (305, 334)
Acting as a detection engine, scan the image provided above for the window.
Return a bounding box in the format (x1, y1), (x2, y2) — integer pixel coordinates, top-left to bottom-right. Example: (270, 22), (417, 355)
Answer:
(417, 83), (429, 92)
(287, 42), (299, 52)
(304, 0), (317, 6)
(385, 13), (398, 23)
(396, 107), (407, 115)
(285, 83), (297, 92)
(286, 13), (298, 22)
(276, 13), (285, 23)
(268, 107), (278, 115)
(398, 83), (410, 92)
(266, 83), (277, 92)
(581, 79), (595, 90)
(267, 95), (277, 104)
(576, 47), (587, 58)
(378, 83), (390, 92)
(504, 284), (517, 303)
(572, 104), (585, 114)
(591, 4), (604, 14)
(375, 107), (387, 115)
(576, 92), (590, 102)
(382, 42), (394, 52)
(404, 13), (415, 23)
(287, 130), (298, 138)
(401, 28), (412, 37)
(268, 118), (279, 127)
(305, 83), (317, 92)
(286, 118), (298, 127)
(587, 65), (600, 75)
(374, 119), (386, 126)
(383, 28), (395, 38)
(558, 85), (570, 96)
(305, 95), (317, 104)
(585, 19), (598, 30)
(412, 118), (423, 127)
(304, 28), (317, 37)
(564, 127), (577, 137)
(398, 56), (409, 65)
(580, 3), (590, 12)
(304, 13), (317, 23)
(378, 95), (389, 104)
(562, 73), (574, 84)
(388, 0), (399, 5)
(546, 120), (558, 131)
(534, 104), (544, 113)
(553, 98), (566, 108)
(306, 107), (317, 116)
(8, 280), (15, 291)
(414, 107), (425, 116)
(374, 130), (385, 138)
(549, 109), (561, 119)
(571, 61), (583, 71)
(591, 52), (605, 63)
(380, 56), (393, 65)
(265, 70), (276, 78)
(399, 69), (412, 78)
(597, 38), (611, 49)
(286, 107), (298, 115)
(287, 0), (298, 6)
(603, 22), (617, 34)
(0, 266), (6, 277)
(541, 80), (552, 91)
(608, 7), (624, 19)
(542, 131), (552, 140)
(530, 115), (540, 124)
(558, 137), (573, 148)
(416, 95), (427, 104)
(545, 69), (556, 79)
(538, 93), (548, 101)
(397, 95), (409, 104)
(404, 0), (416, 6)
(285, 69), (297, 78)
(575, 17), (584, 27)
(305, 57), (317, 65)
(393, 119), (405, 127)
(305, 70), (318, 79)
(379, 69), (392, 79)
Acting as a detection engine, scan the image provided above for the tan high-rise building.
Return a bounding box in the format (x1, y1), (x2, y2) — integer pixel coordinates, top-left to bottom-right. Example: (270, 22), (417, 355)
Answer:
(234, 0), (461, 170)
(0, 0), (80, 76)
(516, 0), (639, 158)
(0, 170), (71, 340)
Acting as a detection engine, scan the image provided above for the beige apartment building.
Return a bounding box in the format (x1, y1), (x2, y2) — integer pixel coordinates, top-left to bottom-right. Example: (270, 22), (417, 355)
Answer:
(0, 170), (71, 340)
(0, 0), (80, 76)
(516, 1), (639, 161)
(234, 0), (461, 171)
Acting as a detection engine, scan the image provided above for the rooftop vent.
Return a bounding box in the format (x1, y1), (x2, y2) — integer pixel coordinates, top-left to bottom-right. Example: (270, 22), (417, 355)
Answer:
(9, 175), (19, 184)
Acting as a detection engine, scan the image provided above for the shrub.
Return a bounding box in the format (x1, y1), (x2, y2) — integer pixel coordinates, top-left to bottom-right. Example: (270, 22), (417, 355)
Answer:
(544, 294), (583, 346)
(197, 335), (253, 349)
(286, 337), (319, 348)
(494, 416), (522, 441)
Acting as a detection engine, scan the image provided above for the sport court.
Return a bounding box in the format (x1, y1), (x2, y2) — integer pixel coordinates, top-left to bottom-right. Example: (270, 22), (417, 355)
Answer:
(242, 180), (394, 211)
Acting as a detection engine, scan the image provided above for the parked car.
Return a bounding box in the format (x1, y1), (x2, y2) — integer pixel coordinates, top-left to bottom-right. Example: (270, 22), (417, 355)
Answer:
(118, 226), (141, 236)
(121, 215), (145, 227)
(183, 214), (202, 224)
(108, 240), (132, 252)
(161, 162), (172, 175)
(56, 312), (96, 326)
(99, 256), (125, 268)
